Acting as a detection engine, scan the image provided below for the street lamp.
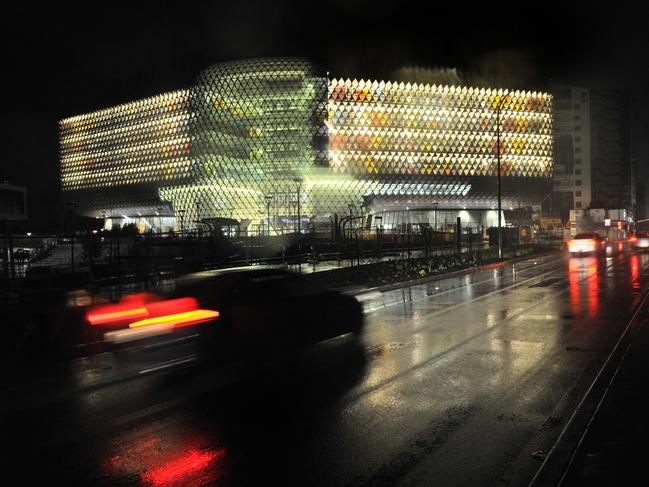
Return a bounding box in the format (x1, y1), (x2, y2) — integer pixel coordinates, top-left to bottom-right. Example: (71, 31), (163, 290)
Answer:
(265, 194), (272, 236)
(374, 215), (383, 255)
(347, 204), (355, 242)
(65, 201), (77, 273)
(433, 202), (438, 232)
(495, 92), (510, 260)
(177, 209), (186, 235)
(156, 207), (162, 235)
(293, 178), (303, 234)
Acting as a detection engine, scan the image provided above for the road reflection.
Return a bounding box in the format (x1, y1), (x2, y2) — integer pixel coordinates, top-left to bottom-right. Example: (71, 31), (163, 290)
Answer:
(101, 425), (227, 486)
(630, 254), (640, 291)
(568, 256), (601, 318)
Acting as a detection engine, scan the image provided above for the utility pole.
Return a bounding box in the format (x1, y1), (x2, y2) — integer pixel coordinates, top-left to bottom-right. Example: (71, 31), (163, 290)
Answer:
(495, 92), (510, 260)
(178, 209), (186, 235)
(65, 201), (77, 274)
(293, 179), (303, 235)
(265, 194), (272, 236)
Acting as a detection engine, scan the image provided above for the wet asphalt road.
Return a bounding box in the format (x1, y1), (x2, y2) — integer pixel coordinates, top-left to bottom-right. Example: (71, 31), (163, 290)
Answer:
(3, 246), (649, 486)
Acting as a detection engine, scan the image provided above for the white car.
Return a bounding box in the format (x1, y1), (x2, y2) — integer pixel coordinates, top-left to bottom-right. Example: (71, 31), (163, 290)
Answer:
(567, 232), (606, 255)
(630, 233), (649, 250)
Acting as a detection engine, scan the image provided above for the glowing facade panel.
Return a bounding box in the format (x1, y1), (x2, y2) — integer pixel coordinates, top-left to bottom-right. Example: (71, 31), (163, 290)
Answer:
(59, 90), (193, 215)
(159, 58), (329, 227)
(328, 80), (552, 177)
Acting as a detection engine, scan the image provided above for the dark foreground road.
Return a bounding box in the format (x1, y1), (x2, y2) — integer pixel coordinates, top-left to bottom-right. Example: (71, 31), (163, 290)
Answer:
(3, 247), (649, 486)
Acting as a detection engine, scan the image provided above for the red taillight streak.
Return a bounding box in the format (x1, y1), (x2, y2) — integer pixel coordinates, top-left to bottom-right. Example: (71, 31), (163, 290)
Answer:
(87, 307), (149, 325)
(145, 297), (199, 317)
(86, 295), (213, 328)
(86, 293), (160, 326)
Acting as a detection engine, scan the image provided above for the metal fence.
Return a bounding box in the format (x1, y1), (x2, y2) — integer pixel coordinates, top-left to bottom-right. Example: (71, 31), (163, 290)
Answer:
(1, 225), (559, 292)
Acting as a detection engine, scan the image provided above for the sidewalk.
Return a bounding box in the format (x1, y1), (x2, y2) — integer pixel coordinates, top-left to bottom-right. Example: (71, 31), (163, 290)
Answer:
(531, 292), (649, 486)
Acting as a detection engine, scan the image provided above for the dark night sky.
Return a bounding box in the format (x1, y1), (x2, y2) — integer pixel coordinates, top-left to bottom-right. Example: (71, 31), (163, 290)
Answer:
(3, 1), (648, 229)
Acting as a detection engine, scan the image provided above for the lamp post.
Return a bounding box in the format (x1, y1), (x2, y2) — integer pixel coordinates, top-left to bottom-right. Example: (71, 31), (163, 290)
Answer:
(178, 209), (186, 236)
(347, 204), (355, 250)
(65, 201), (77, 273)
(375, 215), (382, 257)
(495, 92), (510, 260)
(156, 207), (162, 236)
(293, 178), (303, 235)
(433, 202), (438, 232)
(265, 194), (272, 236)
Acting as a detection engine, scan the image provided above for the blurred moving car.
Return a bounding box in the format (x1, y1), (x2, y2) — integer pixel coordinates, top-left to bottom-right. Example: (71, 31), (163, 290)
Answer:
(629, 232), (649, 251)
(567, 232), (607, 255)
(85, 292), (220, 346)
(174, 267), (364, 357)
(85, 267), (364, 359)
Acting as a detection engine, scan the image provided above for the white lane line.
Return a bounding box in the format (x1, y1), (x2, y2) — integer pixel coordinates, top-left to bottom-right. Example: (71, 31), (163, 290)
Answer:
(138, 355), (198, 375)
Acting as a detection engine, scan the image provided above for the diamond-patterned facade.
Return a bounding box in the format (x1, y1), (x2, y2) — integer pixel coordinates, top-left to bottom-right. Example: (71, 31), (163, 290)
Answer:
(59, 58), (553, 233)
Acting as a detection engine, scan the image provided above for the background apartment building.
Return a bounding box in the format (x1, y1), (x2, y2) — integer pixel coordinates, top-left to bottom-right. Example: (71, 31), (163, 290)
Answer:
(547, 85), (632, 224)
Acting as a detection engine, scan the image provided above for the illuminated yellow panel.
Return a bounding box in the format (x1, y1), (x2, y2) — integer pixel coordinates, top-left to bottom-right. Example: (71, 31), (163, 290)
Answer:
(59, 90), (193, 191)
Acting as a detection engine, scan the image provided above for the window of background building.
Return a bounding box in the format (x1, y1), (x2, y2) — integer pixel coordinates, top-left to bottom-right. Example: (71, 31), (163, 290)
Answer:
(576, 180), (582, 186)
(575, 158), (581, 164)
(574, 115), (580, 121)
(575, 136), (581, 142)
(575, 169), (581, 175)
(576, 191), (582, 197)
(575, 125), (581, 132)
(574, 104), (580, 109)
(576, 202), (582, 208)
(581, 92), (588, 102)
(575, 147), (581, 153)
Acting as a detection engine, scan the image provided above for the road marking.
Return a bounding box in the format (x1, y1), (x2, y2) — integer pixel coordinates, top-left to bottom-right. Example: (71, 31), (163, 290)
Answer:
(138, 354), (198, 374)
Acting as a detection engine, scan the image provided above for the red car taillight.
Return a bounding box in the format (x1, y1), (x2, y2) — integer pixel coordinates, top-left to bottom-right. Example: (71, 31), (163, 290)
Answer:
(86, 294), (219, 330)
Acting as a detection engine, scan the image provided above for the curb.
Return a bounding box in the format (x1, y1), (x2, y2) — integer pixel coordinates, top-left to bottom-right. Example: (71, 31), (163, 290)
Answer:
(352, 249), (561, 309)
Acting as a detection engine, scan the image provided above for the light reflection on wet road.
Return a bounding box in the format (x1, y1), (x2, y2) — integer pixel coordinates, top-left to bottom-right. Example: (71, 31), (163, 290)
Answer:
(4, 249), (649, 486)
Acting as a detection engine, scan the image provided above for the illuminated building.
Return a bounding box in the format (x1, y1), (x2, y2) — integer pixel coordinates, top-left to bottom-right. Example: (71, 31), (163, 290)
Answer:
(60, 58), (553, 234)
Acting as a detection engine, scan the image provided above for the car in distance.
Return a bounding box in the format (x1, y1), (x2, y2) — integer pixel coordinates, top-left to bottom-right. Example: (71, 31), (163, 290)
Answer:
(567, 232), (607, 255)
(629, 232), (649, 251)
